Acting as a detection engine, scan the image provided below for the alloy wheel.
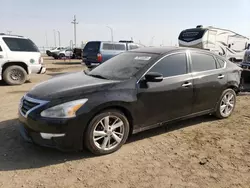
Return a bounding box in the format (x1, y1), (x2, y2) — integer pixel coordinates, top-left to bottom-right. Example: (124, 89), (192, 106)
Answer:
(220, 91), (235, 117)
(93, 115), (125, 151)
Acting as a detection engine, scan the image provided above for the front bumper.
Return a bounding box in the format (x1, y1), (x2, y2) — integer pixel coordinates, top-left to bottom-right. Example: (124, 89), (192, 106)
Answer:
(82, 61), (100, 69)
(38, 66), (46, 74)
(18, 111), (85, 151)
(30, 64), (46, 74)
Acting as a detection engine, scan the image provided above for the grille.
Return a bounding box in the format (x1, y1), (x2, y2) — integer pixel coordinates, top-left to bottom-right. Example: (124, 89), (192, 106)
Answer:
(21, 98), (40, 116)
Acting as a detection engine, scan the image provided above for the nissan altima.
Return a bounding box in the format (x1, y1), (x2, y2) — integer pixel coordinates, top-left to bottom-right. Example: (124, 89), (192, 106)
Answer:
(19, 47), (242, 155)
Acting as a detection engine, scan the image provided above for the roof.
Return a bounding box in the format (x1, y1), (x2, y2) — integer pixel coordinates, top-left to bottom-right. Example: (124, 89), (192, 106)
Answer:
(0, 33), (26, 39)
(131, 46), (223, 57)
(131, 46), (185, 54)
(181, 27), (249, 40)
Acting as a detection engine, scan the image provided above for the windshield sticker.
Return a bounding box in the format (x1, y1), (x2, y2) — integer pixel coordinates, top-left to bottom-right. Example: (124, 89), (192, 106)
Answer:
(134, 56), (151, 61)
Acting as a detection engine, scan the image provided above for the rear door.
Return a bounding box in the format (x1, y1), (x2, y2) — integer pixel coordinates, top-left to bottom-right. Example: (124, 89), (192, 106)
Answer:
(0, 43), (7, 67)
(190, 51), (227, 113)
(82, 42), (101, 64)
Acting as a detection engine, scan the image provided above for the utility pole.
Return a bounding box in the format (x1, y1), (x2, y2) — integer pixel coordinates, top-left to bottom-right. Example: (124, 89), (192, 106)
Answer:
(150, 36), (155, 46)
(57, 31), (61, 47)
(71, 15), (78, 47)
(53, 29), (57, 47)
(106, 26), (114, 42)
(45, 32), (48, 48)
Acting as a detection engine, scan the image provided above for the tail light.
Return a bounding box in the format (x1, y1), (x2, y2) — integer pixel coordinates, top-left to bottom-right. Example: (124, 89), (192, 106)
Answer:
(39, 57), (43, 64)
(97, 53), (102, 62)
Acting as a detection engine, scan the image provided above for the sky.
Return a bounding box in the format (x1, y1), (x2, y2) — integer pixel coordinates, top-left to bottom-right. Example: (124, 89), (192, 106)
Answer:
(1, 0), (250, 48)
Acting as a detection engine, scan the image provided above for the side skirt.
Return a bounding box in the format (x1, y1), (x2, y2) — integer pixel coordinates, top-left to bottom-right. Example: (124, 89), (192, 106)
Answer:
(132, 109), (214, 134)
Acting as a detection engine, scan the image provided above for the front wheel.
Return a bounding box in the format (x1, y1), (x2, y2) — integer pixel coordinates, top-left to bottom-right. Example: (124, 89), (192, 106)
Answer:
(84, 110), (130, 155)
(59, 53), (65, 59)
(215, 89), (236, 118)
(3, 65), (27, 85)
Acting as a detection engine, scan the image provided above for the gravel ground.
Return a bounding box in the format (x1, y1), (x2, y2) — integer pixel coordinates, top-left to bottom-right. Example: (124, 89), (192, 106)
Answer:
(0, 58), (249, 188)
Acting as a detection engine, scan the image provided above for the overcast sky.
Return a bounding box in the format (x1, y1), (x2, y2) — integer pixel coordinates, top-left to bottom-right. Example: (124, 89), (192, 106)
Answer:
(1, 0), (250, 48)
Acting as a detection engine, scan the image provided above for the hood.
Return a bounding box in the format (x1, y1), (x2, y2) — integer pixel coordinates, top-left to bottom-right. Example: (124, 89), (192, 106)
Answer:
(27, 72), (120, 100)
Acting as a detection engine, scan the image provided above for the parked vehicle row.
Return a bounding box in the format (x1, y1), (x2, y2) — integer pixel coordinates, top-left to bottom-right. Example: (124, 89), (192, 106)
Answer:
(52, 48), (82, 59)
(46, 47), (66, 57)
(19, 47), (242, 155)
(0, 33), (46, 85)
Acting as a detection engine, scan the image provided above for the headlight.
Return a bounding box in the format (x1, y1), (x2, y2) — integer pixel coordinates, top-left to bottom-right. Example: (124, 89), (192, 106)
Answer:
(40, 99), (88, 118)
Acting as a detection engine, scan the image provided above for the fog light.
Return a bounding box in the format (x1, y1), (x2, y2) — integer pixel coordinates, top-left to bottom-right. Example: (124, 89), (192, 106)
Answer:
(40, 133), (65, 139)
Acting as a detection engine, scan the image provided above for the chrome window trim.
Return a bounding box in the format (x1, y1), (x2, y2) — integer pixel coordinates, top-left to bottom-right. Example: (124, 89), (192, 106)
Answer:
(137, 51), (190, 83)
(19, 95), (49, 118)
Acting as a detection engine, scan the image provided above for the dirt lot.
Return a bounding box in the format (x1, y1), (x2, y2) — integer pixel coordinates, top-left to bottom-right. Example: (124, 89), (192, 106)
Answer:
(0, 58), (249, 188)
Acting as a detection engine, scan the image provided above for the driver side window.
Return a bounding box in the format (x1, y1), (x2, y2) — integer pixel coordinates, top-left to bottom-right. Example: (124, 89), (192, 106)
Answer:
(150, 53), (187, 77)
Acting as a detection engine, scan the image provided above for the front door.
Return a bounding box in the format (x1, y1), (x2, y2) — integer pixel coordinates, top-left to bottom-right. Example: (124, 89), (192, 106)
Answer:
(190, 52), (227, 113)
(136, 52), (194, 127)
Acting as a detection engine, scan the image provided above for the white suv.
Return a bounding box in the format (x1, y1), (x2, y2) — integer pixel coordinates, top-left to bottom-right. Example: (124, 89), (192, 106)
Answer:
(0, 33), (46, 85)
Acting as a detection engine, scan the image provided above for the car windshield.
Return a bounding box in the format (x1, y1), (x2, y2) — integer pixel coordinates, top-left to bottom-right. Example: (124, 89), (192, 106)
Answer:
(87, 52), (158, 80)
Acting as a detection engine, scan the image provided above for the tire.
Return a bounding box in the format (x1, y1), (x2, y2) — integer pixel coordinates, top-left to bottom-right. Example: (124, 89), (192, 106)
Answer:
(59, 54), (65, 59)
(3, 65), (27, 85)
(84, 109), (130, 155)
(215, 89), (236, 119)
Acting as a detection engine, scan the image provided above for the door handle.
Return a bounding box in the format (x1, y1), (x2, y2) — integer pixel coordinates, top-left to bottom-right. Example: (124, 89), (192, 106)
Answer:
(218, 74), (225, 79)
(0, 55), (3, 58)
(182, 82), (192, 87)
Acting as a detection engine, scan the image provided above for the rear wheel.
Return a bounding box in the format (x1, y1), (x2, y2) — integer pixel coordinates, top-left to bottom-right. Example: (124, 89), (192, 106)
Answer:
(215, 89), (236, 118)
(84, 110), (130, 155)
(3, 65), (27, 85)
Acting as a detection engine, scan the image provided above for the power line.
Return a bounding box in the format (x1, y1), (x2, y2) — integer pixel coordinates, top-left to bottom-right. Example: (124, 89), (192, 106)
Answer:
(71, 15), (78, 47)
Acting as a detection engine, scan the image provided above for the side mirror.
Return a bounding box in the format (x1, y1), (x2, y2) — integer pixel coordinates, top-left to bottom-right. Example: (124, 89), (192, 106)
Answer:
(144, 72), (163, 82)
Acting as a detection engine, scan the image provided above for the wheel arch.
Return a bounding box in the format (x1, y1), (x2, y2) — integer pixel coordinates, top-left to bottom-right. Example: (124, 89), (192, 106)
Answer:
(2, 61), (29, 75)
(226, 82), (240, 94)
(85, 102), (134, 136)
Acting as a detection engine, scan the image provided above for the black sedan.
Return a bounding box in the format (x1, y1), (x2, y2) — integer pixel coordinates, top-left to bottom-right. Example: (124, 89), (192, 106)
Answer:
(19, 47), (242, 155)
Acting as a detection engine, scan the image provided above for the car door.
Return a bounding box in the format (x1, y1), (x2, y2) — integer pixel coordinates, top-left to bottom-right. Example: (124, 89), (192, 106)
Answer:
(190, 51), (227, 113)
(136, 52), (194, 127)
(0, 44), (6, 65)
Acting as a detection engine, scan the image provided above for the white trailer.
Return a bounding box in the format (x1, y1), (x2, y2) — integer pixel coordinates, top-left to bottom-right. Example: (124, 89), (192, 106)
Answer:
(178, 25), (249, 62)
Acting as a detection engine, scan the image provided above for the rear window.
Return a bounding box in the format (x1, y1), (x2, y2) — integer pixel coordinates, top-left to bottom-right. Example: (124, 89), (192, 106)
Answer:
(114, 44), (125, 50)
(83, 42), (100, 52)
(102, 43), (126, 51)
(3, 37), (39, 52)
